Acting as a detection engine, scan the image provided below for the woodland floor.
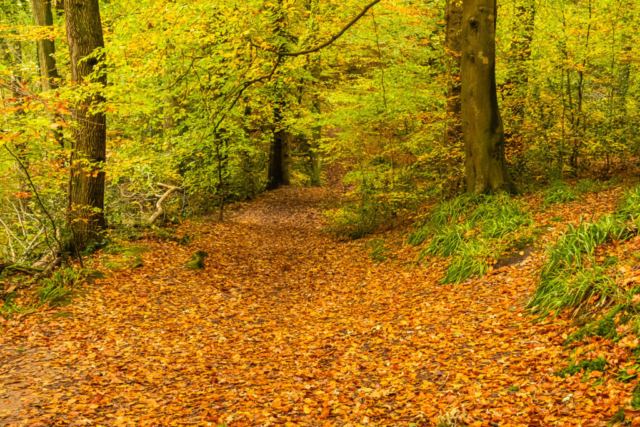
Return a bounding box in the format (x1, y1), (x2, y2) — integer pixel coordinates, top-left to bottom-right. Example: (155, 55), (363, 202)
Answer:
(1, 187), (639, 426)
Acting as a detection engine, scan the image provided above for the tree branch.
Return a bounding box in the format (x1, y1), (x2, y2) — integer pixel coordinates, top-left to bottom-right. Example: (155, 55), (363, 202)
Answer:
(279, 0), (382, 57)
(148, 183), (182, 225)
(4, 145), (67, 265)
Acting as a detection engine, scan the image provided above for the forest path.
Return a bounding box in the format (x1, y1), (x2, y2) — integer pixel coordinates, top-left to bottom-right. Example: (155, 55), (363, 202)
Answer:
(0, 187), (630, 426)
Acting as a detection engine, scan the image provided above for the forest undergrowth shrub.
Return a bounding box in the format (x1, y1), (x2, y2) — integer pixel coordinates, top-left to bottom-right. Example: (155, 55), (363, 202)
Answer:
(324, 197), (388, 239)
(152, 227), (192, 245)
(407, 194), (534, 284)
(324, 185), (420, 240)
(529, 187), (640, 338)
(37, 267), (84, 307)
(2, 267), (87, 316)
(365, 238), (390, 262)
(576, 179), (601, 195)
(545, 180), (579, 204)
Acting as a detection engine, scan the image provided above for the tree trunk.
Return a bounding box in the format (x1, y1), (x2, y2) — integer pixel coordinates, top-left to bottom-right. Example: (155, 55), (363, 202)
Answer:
(461, 0), (513, 194)
(163, 95), (180, 134)
(267, 102), (290, 190)
(444, 0), (463, 144)
(503, 0), (536, 149)
(265, 0), (292, 190)
(65, 0), (107, 252)
(309, 98), (323, 187)
(31, 0), (60, 91)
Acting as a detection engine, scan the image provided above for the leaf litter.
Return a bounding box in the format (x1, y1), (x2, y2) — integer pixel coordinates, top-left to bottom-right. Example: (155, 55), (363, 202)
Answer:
(1, 186), (640, 426)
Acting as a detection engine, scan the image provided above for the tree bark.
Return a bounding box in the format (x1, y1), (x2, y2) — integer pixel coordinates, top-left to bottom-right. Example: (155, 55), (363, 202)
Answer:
(461, 0), (513, 194)
(267, 102), (291, 189)
(503, 0), (536, 149)
(163, 95), (180, 134)
(309, 98), (323, 187)
(444, 0), (463, 144)
(31, 0), (60, 91)
(65, 0), (107, 252)
(265, 0), (292, 190)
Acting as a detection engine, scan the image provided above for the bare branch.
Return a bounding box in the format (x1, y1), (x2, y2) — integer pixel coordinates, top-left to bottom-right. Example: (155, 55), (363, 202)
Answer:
(279, 0), (382, 57)
(148, 184), (182, 225)
(4, 145), (67, 265)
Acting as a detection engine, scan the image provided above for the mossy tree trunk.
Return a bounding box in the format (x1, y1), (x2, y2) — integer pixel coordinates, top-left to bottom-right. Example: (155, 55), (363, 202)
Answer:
(461, 0), (513, 194)
(64, 0), (107, 252)
(309, 97), (323, 187)
(445, 0), (463, 145)
(504, 0), (536, 149)
(31, 0), (60, 91)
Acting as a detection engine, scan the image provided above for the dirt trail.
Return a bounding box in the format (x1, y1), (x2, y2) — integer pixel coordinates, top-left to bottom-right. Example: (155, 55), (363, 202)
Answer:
(0, 187), (632, 426)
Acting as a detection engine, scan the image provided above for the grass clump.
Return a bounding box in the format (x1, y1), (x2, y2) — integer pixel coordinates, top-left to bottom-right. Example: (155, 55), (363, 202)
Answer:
(440, 248), (489, 284)
(529, 186), (640, 318)
(545, 180), (579, 204)
(38, 268), (84, 307)
(609, 409), (626, 425)
(153, 228), (192, 245)
(407, 194), (534, 284)
(101, 242), (149, 270)
(325, 186), (419, 240)
(2, 267), (86, 316)
(576, 179), (601, 194)
(365, 238), (390, 262)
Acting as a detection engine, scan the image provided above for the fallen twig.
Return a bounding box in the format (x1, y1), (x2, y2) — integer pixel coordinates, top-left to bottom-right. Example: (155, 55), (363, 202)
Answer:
(438, 371), (450, 391)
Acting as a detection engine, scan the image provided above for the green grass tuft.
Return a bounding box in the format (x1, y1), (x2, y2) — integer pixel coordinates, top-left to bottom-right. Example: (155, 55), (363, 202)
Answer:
(529, 186), (640, 318)
(565, 305), (627, 345)
(408, 194), (535, 284)
(38, 267), (85, 307)
(576, 179), (601, 195)
(529, 185), (640, 354)
(632, 384), (640, 410)
(365, 238), (389, 262)
(545, 180), (579, 204)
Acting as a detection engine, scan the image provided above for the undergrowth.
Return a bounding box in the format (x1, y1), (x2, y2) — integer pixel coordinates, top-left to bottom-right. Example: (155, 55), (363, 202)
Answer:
(545, 180), (579, 204)
(38, 268), (84, 307)
(557, 357), (607, 380)
(407, 194), (534, 284)
(324, 190), (418, 240)
(365, 238), (390, 262)
(2, 267), (87, 315)
(528, 186), (640, 318)
(576, 179), (600, 195)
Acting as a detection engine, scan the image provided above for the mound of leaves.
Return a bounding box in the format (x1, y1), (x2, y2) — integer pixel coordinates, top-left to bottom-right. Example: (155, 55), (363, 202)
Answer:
(528, 187), (640, 318)
(407, 194), (535, 284)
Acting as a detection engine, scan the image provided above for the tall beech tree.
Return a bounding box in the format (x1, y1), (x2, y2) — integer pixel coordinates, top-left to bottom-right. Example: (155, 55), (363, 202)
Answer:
(504, 0), (536, 148)
(266, 0), (292, 190)
(65, 0), (107, 251)
(31, 0), (59, 91)
(267, 96), (292, 190)
(461, 0), (513, 193)
(444, 0), (463, 145)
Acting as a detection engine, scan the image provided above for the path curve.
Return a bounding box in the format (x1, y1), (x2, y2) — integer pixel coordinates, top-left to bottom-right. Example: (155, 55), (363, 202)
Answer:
(0, 187), (631, 426)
